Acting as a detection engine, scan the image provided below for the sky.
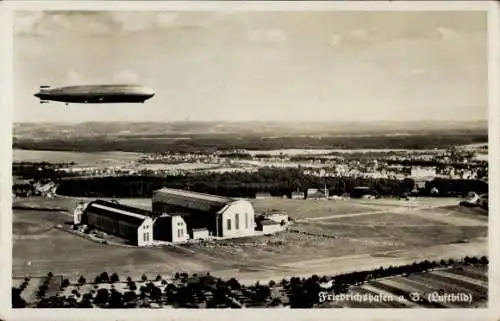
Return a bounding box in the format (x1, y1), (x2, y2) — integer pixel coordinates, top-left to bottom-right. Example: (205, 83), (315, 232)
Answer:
(13, 10), (488, 123)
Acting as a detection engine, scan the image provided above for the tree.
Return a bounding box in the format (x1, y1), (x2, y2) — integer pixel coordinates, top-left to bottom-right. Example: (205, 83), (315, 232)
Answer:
(110, 273), (120, 283)
(71, 289), (80, 298)
(108, 289), (124, 308)
(227, 278), (241, 290)
(139, 286), (149, 299)
(12, 287), (26, 308)
(141, 274), (148, 282)
(61, 278), (70, 288)
(78, 276), (86, 285)
(123, 291), (138, 308)
(94, 288), (109, 307)
(99, 272), (110, 283)
(79, 294), (93, 308)
(151, 286), (162, 302)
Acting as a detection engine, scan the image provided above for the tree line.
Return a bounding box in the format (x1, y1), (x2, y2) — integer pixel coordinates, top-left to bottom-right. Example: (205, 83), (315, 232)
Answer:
(55, 168), (488, 199)
(13, 256), (488, 309)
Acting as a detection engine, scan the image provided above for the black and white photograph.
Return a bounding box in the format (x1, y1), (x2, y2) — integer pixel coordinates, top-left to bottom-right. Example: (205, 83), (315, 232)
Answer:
(1, 0), (499, 319)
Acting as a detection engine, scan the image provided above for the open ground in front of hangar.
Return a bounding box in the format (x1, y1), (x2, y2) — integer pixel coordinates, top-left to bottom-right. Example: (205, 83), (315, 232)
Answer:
(13, 196), (487, 287)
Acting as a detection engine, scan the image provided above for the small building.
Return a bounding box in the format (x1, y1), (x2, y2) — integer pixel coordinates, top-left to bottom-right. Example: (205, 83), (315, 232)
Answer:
(265, 212), (289, 225)
(306, 188), (329, 200)
(191, 228), (210, 240)
(256, 219), (282, 234)
(78, 200), (155, 247)
(411, 166), (437, 179)
(350, 186), (374, 199)
(255, 192), (272, 199)
(291, 191), (305, 200)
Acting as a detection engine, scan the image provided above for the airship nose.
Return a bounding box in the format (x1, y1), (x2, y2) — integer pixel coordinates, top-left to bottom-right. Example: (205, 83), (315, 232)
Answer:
(143, 87), (155, 97)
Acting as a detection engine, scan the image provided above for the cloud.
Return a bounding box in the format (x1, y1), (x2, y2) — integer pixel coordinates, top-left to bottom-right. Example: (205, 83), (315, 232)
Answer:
(411, 69), (427, 75)
(248, 29), (287, 44)
(66, 70), (83, 83)
(349, 29), (369, 39)
(14, 12), (45, 35)
(15, 11), (179, 37)
(436, 27), (461, 41)
(109, 12), (178, 33)
(15, 11), (112, 37)
(113, 70), (139, 83)
(156, 12), (178, 26)
(329, 34), (342, 47)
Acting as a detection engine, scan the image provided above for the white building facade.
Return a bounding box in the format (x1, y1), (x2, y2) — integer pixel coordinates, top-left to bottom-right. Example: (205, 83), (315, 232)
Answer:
(152, 188), (256, 239)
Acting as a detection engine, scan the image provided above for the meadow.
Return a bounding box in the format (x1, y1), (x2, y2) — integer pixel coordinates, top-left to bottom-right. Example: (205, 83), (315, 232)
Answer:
(12, 209), (220, 281)
(12, 196), (487, 291)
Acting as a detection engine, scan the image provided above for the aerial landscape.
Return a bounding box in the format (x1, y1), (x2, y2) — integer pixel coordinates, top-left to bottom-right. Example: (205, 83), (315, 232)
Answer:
(10, 8), (490, 310)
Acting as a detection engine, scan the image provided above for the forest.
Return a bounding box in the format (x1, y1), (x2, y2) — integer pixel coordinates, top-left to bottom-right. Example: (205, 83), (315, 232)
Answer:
(55, 168), (488, 198)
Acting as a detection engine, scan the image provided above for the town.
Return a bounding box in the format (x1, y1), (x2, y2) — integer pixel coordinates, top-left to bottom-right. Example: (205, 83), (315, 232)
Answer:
(12, 145), (488, 199)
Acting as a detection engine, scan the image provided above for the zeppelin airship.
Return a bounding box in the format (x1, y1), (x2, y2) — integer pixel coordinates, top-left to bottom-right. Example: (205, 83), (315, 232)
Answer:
(34, 84), (155, 105)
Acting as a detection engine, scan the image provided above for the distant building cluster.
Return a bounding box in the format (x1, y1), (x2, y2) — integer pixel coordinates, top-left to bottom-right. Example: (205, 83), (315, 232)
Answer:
(35, 147), (488, 182)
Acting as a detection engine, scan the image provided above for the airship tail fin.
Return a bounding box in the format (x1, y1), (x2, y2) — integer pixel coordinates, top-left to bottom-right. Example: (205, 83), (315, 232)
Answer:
(40, 85), (51, 89)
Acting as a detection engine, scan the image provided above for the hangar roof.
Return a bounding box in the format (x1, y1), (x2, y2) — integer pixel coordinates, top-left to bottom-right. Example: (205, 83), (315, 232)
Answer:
(153, 188), (235, 213)
(85, 200), (152, 226)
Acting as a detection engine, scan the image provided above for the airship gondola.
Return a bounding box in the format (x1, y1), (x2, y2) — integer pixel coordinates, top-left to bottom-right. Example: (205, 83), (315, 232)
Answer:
(34, 84), (155, 105)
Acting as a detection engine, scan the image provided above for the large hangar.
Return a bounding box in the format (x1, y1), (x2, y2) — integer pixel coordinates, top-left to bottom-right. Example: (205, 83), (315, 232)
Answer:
(72, 188), (259, 246)
(75, 200), (155, 247)
(152, 188), (256, 239)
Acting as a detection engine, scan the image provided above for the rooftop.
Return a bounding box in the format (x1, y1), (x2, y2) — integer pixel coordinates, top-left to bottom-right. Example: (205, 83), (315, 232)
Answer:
(154, 188), (234, 206)
(86, 200), (153, 225)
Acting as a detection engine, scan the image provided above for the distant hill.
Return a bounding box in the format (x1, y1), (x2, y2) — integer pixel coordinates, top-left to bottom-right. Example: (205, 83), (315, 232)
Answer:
(13, 120), (488, 140)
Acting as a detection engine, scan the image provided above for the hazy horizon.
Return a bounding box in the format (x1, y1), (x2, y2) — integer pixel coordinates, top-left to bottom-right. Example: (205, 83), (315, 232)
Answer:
(12, 119), (489, 125)
(14, 10), (487, 123)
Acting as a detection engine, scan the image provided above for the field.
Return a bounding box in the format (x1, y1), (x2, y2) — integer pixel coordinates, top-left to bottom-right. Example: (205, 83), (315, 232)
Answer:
(321, 264), (488, 308)
(12, 209), (221, 281)
(251, 198), (396, 220)
(13, 196), (487, 293)
(13, 149), (142, 166)
(136, 163), (221, 171)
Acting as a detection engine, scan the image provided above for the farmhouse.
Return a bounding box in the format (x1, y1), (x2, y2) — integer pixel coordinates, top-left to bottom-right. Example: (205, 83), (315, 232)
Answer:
(75, 200), (155, 247)
(152, 187), (256, 239)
